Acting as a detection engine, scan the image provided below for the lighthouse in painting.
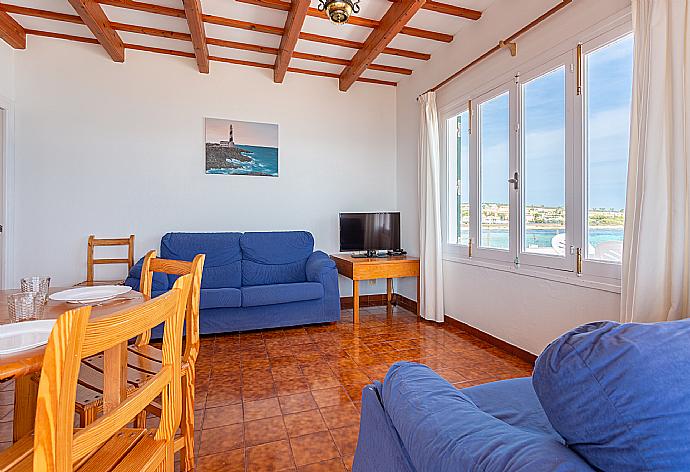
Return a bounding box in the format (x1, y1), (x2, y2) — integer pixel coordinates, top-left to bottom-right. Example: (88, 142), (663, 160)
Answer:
(219, 124), (235, 148)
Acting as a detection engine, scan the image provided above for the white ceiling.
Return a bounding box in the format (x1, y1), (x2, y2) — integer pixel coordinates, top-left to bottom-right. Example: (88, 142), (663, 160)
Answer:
(6, 0), (497, 85)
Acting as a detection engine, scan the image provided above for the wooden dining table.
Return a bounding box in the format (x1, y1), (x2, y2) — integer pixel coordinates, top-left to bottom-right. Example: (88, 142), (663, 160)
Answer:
(0, 287), (146, 442)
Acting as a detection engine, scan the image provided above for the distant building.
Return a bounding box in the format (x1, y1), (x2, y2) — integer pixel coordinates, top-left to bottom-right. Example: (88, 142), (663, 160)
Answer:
(219, 125), (235, 148)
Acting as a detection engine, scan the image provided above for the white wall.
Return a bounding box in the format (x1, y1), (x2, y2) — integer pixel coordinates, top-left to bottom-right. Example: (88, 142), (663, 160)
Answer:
(0, 42), (14, 100)
(11, 37), (397, 295)
(395, 0), (629, 354)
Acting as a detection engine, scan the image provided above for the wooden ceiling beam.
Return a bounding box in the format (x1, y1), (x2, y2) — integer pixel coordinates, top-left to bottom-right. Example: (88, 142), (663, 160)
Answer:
(340, 0), (425, 91)
(274, 0), (309, 83)
(0, 10), (25, 48)
(182, 0), (209, 73)
(235, 0), (452, 42)
(388, 0), (480, 19)
(3, 4), (413, 75)
(67, 0), (124, 61)
(93, 0), (430, 59)
(24, 28), (396, 86)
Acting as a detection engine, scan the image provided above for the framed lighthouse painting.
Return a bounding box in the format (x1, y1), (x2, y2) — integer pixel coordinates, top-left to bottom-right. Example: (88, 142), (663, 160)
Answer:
(205, 118), (279, 177)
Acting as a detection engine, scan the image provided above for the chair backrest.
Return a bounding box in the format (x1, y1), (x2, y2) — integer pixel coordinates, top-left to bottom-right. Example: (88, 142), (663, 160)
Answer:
(137, 250), (205, 364)
(86, 235), (135, 284)
(33, 274), (192, 470)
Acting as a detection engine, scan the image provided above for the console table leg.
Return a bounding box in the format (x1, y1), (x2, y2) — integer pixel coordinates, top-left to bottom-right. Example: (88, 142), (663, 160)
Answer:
(353, 280), (360, 324)
(386, 278), (393, 307)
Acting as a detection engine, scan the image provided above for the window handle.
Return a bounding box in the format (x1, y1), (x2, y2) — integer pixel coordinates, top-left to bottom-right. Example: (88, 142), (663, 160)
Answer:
(508, 172), (519, 190)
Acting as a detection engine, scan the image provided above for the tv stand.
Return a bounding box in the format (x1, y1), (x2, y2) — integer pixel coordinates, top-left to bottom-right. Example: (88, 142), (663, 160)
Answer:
(331, 253), (420, 323)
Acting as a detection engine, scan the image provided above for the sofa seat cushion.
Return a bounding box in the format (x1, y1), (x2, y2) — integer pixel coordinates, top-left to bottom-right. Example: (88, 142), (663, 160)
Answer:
(200, 288), (242, 309)
(240, 232), (313, 286)
(241, 282), (323, 307)
(533, 319), (690, 472)
(382, 362), (592, 472)
(161, 232), (242, 289)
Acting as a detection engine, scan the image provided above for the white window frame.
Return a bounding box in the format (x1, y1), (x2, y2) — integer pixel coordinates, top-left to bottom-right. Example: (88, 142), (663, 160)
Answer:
(574, 25), (633, 280)
(439, 10), (632, 291)
(516, 53), (576, 272)
(472, 83), (518, 264)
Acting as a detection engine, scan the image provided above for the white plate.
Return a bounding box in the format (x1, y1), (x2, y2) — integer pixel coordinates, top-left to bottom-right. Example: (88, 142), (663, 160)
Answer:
(0, 319), (56, 355)
(49, 285), (132, 304)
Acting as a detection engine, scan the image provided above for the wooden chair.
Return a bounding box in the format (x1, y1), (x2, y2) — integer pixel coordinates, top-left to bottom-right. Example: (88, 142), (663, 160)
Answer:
(73, 250), (205, 472)
(0, 273), (192, 471)
(77, 235), (135, 286)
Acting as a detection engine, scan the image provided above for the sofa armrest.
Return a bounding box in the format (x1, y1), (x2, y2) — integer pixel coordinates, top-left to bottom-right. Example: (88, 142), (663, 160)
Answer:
(124, 256), (170, 292)
(305, 251), (336, 283)
(382, 362), (594, 472)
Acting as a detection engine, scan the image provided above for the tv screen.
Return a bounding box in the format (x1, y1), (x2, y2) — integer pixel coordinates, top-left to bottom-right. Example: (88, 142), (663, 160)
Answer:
(339, 212), (401, 252)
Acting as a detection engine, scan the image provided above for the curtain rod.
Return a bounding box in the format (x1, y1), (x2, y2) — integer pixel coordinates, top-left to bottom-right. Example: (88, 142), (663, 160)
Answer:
(421, 0), (574, 97)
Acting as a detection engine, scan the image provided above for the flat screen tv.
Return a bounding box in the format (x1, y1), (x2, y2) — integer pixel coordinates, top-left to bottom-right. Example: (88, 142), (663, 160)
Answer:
(339, 212), (401, 254)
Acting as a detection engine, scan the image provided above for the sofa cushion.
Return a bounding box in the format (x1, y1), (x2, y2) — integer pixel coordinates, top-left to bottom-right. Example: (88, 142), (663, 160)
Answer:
(241, 282), (323, 307)
(382, 362), (593, 472)
(161, 232), (242, 289)
(533, 320), (690, 472)
(461, 377), (563, 441)
(240, 232), (313, 286)
(200, 288), (241, 309)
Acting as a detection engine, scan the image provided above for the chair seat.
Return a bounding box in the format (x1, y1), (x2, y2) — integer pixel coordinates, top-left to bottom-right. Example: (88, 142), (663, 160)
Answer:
(241, 282), (324, 307)
(0, 428), (165, 471)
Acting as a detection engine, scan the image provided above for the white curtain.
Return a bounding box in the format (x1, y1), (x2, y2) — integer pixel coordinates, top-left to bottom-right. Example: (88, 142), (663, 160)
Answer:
(621, 0), (690, 323)
(418, 92), (445, 322)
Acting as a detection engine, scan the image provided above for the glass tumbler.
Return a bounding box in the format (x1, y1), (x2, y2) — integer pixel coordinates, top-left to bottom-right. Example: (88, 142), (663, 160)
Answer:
(20, 276), (51, 305)
(7, 292), (45, 322)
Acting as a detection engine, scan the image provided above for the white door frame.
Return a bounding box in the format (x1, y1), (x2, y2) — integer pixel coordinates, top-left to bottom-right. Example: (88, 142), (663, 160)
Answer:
(0, 94), (15, 289)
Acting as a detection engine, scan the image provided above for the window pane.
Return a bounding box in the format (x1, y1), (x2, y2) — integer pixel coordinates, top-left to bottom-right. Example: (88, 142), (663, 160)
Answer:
(585, 34), (633, 262)
(479, 92), (510, 250)
(456, 111), (470, 245)
(522, 66), (566, 256)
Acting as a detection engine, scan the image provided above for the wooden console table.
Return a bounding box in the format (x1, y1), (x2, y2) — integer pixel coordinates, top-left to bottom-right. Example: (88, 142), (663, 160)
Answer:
(331, 254), (420, 323)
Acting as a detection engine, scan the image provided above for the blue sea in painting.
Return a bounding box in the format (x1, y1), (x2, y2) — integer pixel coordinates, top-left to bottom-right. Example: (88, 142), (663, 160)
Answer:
(207, 144), (279, 177)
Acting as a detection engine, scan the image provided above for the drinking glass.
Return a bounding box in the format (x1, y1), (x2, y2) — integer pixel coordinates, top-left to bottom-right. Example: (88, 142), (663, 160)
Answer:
(7, 292), (45, 322)
(20, 276), (51, 305)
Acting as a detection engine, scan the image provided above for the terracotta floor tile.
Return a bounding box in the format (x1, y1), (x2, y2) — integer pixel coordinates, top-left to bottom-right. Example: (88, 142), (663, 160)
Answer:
(283, 409), (328, 437)
(319, 404), (359, 430)
(275, 378), (311, 396)
(279, 392), (318, 415)
(289, 431), (340, 467)
(297, 458), (347, 471)
(199, 423), (244, 456)
(244, 397), (282, 422)
(202, 403), (243, 429)
(244, 415), (288, 447)
(246, 439), (295, 471)
(330, 425), (359, 457)
(196, 448), (245, 472)
(311, 387), (352, 409)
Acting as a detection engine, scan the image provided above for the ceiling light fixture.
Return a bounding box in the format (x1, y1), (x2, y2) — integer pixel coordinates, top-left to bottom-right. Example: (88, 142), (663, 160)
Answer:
(318, 0), (360, 24)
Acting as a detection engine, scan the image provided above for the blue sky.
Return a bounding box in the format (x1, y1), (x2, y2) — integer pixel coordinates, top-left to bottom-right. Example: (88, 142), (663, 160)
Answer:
(458, 34), (633, 211)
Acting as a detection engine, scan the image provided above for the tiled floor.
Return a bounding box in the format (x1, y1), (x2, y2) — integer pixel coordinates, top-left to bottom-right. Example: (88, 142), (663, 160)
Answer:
(0, 305), (534, 471)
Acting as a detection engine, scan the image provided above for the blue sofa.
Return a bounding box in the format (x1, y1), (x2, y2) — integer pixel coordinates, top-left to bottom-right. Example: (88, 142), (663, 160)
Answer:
(125, 231), (340, 334)
(354, 319), (690, 471)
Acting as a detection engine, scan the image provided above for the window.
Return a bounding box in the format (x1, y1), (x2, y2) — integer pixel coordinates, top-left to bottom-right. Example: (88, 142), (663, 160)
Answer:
(521, 66), (567, 259)
(584, 34), (633, 263)
(442, 26), (633, 282)
(446, 110), (470, 245)
(478, 91), (511, 251)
